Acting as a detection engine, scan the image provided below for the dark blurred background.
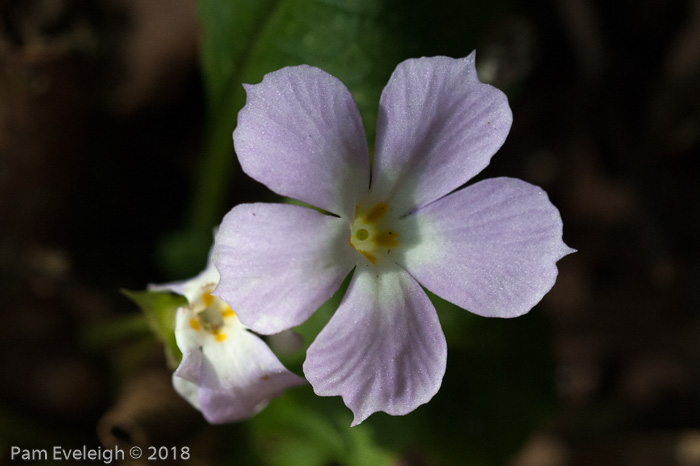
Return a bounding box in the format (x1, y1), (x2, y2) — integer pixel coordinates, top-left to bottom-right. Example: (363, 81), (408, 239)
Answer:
(1, 0), (699, 464)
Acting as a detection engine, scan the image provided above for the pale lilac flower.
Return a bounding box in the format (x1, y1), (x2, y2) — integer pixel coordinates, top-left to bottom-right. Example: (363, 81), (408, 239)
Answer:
(155, 258), (306, 424)
(213, 52), (574, 425)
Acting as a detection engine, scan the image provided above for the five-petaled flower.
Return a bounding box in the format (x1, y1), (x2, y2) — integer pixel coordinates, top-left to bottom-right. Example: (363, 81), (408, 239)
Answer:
(213, 52), (574, 425)
(153, 256), (306, 424)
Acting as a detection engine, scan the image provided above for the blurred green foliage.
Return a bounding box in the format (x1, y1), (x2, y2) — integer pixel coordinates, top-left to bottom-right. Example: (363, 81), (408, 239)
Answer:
(122, 289), (186, 369)
(150, 0), (554, 464)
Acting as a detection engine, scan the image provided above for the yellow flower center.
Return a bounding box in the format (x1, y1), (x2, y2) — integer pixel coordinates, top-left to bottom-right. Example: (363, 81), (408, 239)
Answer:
(189, 290), (236, 342)
(349, 202), (400, 265)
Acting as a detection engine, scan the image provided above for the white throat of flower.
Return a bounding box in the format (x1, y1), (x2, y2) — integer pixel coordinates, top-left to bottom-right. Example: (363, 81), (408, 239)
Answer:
(349, 202), (400, 265)
(188, 286), (236, 342)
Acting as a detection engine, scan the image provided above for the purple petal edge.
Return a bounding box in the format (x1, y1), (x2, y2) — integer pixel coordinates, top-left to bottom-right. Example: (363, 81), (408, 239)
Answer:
(234, 65), (370, 218)
(212, 203), (355, 334)
(370, 53), (513, 215)
(399, 177), (575, 318)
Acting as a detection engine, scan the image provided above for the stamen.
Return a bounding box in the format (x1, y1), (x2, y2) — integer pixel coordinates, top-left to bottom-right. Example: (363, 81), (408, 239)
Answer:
(374, 231), (399, 247)
(365, 203), (388, 222)
(189, 318), (201, 331)
(202, 292), (214, 307)
(349, 202), (400, 265)
(360, 251), (377, 265)
(190, 292), (233, 340)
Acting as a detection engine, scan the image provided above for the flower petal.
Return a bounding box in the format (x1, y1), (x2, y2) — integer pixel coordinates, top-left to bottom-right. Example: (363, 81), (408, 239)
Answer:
(197, 329), (307, 424)
(213, 203), (356, 334)
(174, 309), (306, 424)
(174, 347), (204, 382)
(398, 177), (575, 318)
(303, 266), (447, 426)
(370, 53), (512, 215)
(149, 263), (219, 303)
(171, 373), (200, 410)
(234, 65), (370, 218)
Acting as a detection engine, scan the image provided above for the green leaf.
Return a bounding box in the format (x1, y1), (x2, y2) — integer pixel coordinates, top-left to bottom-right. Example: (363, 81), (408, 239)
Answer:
(249, 389), (396, 466)
(121, 289), (188, 369)
(199, 0), (411, 139)
(161, 0), (417, 276)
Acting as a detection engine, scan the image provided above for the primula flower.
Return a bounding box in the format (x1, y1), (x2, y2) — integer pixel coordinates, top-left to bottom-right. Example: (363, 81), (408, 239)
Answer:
(213, 52), (574, 425)
(154, 258), (306, 424)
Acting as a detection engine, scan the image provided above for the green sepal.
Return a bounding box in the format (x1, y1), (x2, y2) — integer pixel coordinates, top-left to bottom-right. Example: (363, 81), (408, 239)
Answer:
(121, 289), (188, 370)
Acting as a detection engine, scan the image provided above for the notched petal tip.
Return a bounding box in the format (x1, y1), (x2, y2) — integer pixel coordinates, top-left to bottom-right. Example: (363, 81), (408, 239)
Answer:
(304, 267), (447, 426)
(371, 53), (513, 214)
